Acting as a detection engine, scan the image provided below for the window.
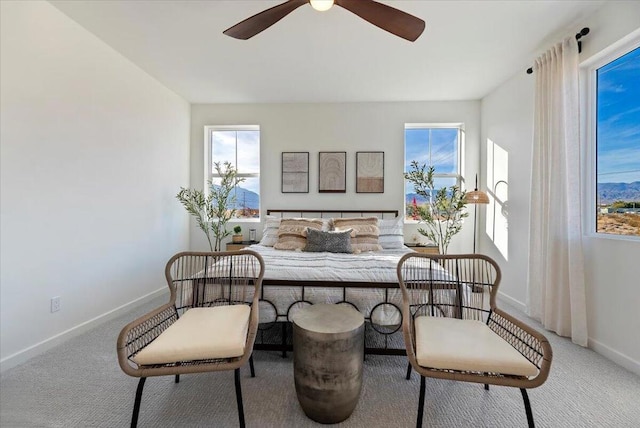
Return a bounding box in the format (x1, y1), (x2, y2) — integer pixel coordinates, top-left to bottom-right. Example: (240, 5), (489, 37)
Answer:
(205, 125), (260, 219)
(404, 124), (463, 221)
(586, 42), (640, 237)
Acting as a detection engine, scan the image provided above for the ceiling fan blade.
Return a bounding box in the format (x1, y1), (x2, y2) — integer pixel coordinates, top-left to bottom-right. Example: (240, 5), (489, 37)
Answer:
(335, 0), (425, 42)
(223, 0), (308, 40)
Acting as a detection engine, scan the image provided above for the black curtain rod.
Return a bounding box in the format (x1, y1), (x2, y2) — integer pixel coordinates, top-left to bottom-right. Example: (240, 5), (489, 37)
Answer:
(526, 27), (590, 74)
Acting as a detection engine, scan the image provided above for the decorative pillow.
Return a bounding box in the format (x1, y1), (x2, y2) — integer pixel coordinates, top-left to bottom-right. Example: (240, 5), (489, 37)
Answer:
(273, 218), (324, 251)
(260, 216), (331, 247)
(304, 228), (353, 253)
(259, 215), (280, 246)
(378, 216), (404, 249)
(332, 217), (382, 253)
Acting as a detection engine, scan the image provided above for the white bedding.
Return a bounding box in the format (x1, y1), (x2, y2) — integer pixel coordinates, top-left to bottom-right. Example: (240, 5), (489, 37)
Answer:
(248, 244), (414, 283)
(246, 245), (458, 326)
(175, 245), (458, 327)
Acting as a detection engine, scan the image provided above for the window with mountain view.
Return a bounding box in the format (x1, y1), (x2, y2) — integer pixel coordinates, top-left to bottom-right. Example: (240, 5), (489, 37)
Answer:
(595, 46), (640, 237)
(206, 125), (260, 219)
(404, 124), (462, 221)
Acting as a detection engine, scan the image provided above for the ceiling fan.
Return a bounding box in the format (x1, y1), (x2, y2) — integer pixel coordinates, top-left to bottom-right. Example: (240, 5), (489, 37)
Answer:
(223, 0), (425, 42)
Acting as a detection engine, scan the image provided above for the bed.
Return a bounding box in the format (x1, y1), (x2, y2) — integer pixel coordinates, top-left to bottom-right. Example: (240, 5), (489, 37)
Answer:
(239, 209), (433, 355)
(170, 209), (481, 357)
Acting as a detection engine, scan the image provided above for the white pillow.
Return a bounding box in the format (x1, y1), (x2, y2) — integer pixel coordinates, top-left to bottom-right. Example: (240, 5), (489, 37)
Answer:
(259, 216), (331, 247)
(378, 216), (404, 249)
(259, 215), (280, 246)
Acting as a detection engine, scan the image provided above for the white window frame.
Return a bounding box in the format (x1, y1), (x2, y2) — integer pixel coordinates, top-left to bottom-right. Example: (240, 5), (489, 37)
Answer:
(204, 125), (260, 221)
(581, 30), (640, 241)
(404, 123), (465, 222)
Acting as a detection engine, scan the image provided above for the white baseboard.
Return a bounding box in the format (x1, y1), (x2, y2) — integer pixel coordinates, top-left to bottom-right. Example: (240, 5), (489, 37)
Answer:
(0, 287), (168, 373)
(496, 292), (639, 376)
(588, 337), (640, 376)
(497, 291), (527, 312)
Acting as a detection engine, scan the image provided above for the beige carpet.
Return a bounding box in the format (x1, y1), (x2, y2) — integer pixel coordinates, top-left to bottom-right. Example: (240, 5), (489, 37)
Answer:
(1, 296), (639, 427)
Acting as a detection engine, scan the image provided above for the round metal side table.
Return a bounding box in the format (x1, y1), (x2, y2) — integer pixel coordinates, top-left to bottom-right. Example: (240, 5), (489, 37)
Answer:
(292, 303), (365, 424)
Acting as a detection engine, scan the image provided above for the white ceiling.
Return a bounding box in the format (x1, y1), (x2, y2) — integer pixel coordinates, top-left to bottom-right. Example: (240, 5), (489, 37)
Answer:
(49, 0), (605, 104)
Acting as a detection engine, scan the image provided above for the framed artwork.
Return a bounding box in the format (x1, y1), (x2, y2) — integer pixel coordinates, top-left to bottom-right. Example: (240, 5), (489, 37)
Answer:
(318, 151), (346, 193)
(282, 152), (309, 193)
(356, 151), (384, 193)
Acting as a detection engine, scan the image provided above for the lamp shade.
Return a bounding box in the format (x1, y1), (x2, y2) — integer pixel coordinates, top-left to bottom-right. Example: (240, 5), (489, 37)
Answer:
(465, 190), (489, 204)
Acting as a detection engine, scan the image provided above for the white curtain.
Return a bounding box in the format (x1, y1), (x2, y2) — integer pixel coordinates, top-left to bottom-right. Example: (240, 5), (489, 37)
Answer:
(527, 36), (588, 346)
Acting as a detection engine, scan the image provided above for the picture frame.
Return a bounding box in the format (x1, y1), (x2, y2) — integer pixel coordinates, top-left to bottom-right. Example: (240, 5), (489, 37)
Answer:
(282, 152), (309, 193)
(356, 151), (384, 193)
(318, 151), (346, 193)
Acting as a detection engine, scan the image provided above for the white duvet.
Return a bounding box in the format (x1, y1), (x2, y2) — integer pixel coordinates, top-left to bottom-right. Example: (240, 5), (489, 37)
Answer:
(247, 244), (414, 283)
(245, 245), (457, 325)
(177, 245), (458, 326)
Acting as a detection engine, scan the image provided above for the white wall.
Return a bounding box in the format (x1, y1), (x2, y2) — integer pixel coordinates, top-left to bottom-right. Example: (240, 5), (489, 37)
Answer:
(480, 1), (640, 374)
(479, 74), (534, 308)
(190, 101), (481, 252)
(0, 1), (191, 370)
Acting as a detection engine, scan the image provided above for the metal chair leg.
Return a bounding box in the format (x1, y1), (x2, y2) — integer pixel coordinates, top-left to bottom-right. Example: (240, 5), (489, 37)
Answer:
(406, 362), (412, 380)
(281, 322), (288, 358)
(234, 368), (246, 428)
(417, 375), (426, 428)
(130, 377), (146, 428)
(520, 388), (535, 428)
(249, 355), (256, 378)
(175, 374), (180, 383)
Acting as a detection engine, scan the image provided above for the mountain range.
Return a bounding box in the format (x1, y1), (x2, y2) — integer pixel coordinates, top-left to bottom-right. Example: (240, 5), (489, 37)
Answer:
(210, 184), (259, 209)
(597, 181), (640, 204)
(218, 182), (640, 209)
(407, 181), (640, 206)
(230, 186), (259, 209)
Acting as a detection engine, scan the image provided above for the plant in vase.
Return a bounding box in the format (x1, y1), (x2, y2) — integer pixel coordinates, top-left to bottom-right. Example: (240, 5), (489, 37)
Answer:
(232, 225), (243, 243)
(176, 161), (245, 252)
(404, 160), (468, 254)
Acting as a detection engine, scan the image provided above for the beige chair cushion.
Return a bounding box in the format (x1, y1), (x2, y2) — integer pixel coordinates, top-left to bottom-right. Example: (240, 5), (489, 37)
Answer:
(414, 316), (538, 377)
(133, 305), (250, 366)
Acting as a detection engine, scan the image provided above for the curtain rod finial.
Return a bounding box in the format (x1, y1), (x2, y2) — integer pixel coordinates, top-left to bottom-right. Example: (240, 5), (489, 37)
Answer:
(576, 27), (590, 39)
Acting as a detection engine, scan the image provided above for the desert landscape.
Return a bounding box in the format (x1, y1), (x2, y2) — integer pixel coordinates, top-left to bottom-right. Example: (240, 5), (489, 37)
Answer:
(597, 213), (640, 236)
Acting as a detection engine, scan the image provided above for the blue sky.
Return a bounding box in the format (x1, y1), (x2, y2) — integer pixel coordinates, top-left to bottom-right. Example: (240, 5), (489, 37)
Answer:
(212, 129), (260, 194)
(597, 46), (640, 184)
(405, 127), (458, 196)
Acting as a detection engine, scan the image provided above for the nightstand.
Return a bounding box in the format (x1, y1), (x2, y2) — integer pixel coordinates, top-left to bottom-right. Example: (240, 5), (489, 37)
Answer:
(404, 243), (439, 254)
(226, 241), (256, 251)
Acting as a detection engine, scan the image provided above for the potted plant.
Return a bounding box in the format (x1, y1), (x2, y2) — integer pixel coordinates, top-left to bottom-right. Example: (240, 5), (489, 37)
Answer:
(404, 160), (468, 254)
(176, 161), (245, 252)
(232, 225), (243, 243)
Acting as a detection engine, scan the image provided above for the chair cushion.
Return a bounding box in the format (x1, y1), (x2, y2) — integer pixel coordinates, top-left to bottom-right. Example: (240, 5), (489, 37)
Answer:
(414, 316), (539, 377)
(132, 305), (251, 366)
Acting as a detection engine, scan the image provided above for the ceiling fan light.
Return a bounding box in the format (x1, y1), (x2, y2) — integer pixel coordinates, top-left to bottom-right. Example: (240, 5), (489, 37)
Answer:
(310, 0), (334, 12)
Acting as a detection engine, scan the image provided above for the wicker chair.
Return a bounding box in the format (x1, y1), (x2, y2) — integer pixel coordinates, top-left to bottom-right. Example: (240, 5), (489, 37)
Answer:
(397, 253), (552, 428)
(117, 251), (265, 428)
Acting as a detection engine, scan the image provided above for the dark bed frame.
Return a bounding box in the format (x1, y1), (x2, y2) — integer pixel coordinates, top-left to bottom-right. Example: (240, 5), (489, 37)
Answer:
(255, 209), (406, 356)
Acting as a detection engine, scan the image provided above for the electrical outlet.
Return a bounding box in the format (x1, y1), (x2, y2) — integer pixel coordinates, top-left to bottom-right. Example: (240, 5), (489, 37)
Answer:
(50, 296), (61, 313)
